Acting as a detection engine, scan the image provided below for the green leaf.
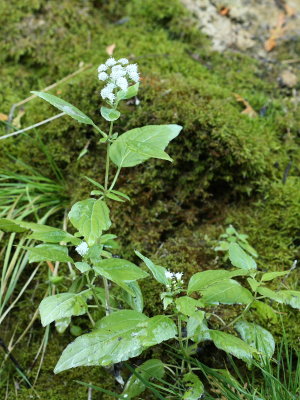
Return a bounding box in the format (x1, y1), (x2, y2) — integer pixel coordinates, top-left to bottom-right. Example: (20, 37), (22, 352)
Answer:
(200, 279), (253, 305)
(0, 218), (27, 232)
(261, 271), (288, 281)
(235, 321), (275, 359)
(228, 243), (257, 270)
(105, 192), (125, 202)
(277, 290), (300, 309)
(110, 189), (130, 201)
(251, 301), (278, 324)
(256, 287), (300, 309)
(135, 251), (168, 285)
(122, 359), (165, 399)
(25, 244), (73, 263)
(68, 198), (111, 246)
(122, 281), (144, 312)
(126, 140), (173, 162)
(55, 317), (71, 334)
(39, 292), (88, 326)
(183, 372), (204, 400)
(247, 278), (260, 292)
(110, 124), (182, 168)
(116, 83), (139, 101)
(210, 330), (258, 362)
(187, 269), (249, 294)
(187, 318), (210, 342)
(54, 310), (176, 373)
(28, 230), (80, 245)
(84, 176), (105, 191)
(75, 262), (92, 273)
(175, 297), (205, 321)
(100, 107), (120, 121)
(32, 91), (94, 125)
(93, 258), (148, 295)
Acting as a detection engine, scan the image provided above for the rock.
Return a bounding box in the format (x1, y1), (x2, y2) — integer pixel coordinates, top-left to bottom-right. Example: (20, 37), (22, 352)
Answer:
(279, 70), (298, 87)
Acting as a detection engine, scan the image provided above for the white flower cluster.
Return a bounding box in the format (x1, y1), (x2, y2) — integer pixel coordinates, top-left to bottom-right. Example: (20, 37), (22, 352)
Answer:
(165, 270), (184, 291)
(98, 57), (139, 103)
(75, 241), (89, 257)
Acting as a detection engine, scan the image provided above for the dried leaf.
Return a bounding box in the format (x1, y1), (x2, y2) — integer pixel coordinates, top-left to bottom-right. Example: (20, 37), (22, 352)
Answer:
(264, 12), (286, 52)
(12, 109), (25, 129)
(233, 94), (257, 118)
(106, 44), (116, 56)
(219, 7), (230, 16)
(0, 113), (8, 121)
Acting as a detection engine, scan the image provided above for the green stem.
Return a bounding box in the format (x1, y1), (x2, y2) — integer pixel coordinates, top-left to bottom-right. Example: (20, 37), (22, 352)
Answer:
(103, 277), (111, 315)
(108, 165), (121, 191)
(93, 124), (107, 138)
(104, 121), (114, 190)
(86, 273), (102, 312)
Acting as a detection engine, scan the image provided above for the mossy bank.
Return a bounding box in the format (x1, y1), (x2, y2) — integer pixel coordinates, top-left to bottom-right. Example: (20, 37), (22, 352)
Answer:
(0, 0), (300, 398)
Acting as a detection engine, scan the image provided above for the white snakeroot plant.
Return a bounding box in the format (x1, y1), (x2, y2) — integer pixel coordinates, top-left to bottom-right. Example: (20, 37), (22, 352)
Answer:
(1, 58), (300, 399)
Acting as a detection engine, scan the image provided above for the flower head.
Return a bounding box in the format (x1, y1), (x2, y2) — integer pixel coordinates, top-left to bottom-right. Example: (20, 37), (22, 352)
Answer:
(98, 64), (108, 72)
(118, 58), (129, 65)
(98, 57), (140, 103)
(165, 270), (174, 280)
(75, 241), (89, 257)
(105, 57), (117, 66)
(98, 72), (108, 81)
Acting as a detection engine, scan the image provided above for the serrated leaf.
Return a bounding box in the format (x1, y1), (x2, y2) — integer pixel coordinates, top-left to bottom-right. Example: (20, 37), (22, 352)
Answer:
(175, 297), (205, 321)
(187, 318), (210, 342)
(54, 310), (176, 373)
(210, 330), (258, 362)
(183, 372), (204, 400)
(32, 91), (94, 125)
(68, 198), (111, 246)
(126, 140), (173, 162)
(187, 269), (249, 294)
(55, 317), (71, 334)
(261, 271), (288, 281)
(110, 124), (182, 168)
(75, 262), (92, 273)
(100, 106), (120, 121)
(39, 292), (88, 326)
(116, 83), (139, 101)
(93, 258), (148, 295)
(229, 243), (257, 270)
(235, 321), (275, 360)
(135, 251), (168, 285)
(122, 359), (165, 399)
(256, 287), (300, 309)
(122, 281), (144, 312)
(200, 279), (253, 305)
(0, 218), (27, 232)
(28, 230), (80, 245)
(247, 278), (260, 291)
(25, 244), (73, 263)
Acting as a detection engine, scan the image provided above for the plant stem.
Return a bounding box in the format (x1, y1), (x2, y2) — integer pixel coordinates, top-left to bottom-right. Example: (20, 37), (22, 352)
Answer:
(108, 165), (121, 191)
(103, 277), (111, 315)
(104, 121), (114, 190)
(93, 124), (107, 138)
